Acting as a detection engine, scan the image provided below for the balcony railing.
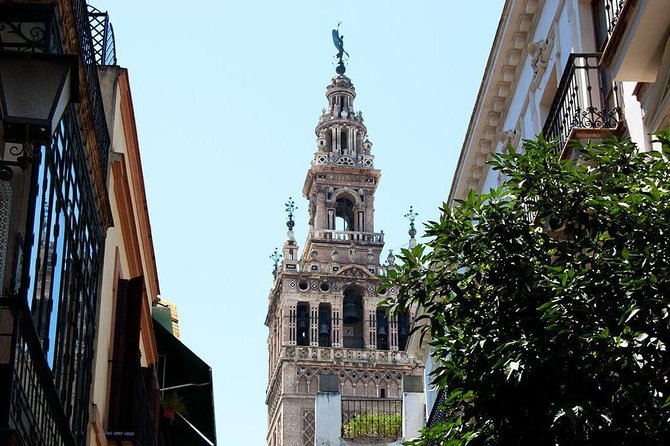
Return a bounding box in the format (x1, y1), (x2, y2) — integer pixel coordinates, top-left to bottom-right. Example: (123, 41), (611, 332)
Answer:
(314, 230), (384, 244)
(604, 0), (627, 38)
(72, 0), (112, 173)
(88, 6), (117, 65)
(542, 53), (621, 154)
(0, 299), (76, 446)
(283, 345), (410, 365)
(341, 398), (402, 439)
(426, 388), (448, 429)
(106, 367), (157, 446)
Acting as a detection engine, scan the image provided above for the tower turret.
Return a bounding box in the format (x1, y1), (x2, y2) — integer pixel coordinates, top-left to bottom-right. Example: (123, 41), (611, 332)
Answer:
(265, 33), (424, 446)
(302, 71), (383, 275)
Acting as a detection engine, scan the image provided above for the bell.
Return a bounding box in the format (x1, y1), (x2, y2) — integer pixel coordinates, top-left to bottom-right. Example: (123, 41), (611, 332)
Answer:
(319, 323), (330, 336)
(378, 325), (388, 342)
(343, 302), (360, 323)
(297, 318), (308, 330)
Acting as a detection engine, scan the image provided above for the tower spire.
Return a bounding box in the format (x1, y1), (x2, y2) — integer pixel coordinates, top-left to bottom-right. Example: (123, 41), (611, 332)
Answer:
(405, 206), (419, 249)
(285, 196), (296, 240)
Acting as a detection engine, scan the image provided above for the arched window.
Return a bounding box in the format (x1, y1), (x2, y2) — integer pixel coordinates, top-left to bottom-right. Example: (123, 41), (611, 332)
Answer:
(318, 304), (331, 347)
(342, 288), (364, 348)
(335, 196), (355, 231)
(398, 311), (410, 351)
(376, 308), (389, 350)
(296, 303), (310, 346)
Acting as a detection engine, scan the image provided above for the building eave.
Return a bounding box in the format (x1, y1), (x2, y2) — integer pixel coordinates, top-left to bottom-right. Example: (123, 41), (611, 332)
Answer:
(449, 0), (543, 205)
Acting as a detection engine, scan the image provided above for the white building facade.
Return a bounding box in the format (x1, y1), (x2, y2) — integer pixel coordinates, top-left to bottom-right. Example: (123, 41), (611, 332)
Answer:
(451, 0), (670, 206)
(419, 0), (670, 424)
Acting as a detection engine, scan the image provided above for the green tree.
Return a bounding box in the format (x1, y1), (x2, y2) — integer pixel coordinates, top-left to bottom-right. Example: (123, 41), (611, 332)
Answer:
(383, 133), (670, 445)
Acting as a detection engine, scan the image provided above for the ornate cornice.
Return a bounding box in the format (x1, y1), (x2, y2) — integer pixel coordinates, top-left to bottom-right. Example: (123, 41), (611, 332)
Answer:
(449, 0), (544, 204)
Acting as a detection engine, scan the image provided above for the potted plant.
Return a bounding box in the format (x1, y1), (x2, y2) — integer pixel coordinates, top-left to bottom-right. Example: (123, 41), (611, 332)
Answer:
(162, 392), (187, 421)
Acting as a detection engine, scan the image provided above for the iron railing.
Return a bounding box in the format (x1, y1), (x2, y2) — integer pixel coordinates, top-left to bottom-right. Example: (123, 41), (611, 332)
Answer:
(72, 0), (112, 173)
(0, 299), (76, 446)
(542, 53), (621, 153)
(106, 369), (157, 446)
(0, 5), (61, 53)
(424, 388), (449, 446)
(426, 388), (448, 429)
(341, 398), (402, 439)
(87, 6), (117, 65)
(1, 2), (116, 176)
(604, 0), (627, 38)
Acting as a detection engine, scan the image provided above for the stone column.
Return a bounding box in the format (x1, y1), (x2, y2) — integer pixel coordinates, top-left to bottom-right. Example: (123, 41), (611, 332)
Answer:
(310, 305), (319, 347)
(287, 303), (296, 346)
(315, 376), (342, 446)
(402, 376), (425, 441)
(390, 315), (399, 351)
(365, 308), (376, 349)
(332, 304), (341, 347)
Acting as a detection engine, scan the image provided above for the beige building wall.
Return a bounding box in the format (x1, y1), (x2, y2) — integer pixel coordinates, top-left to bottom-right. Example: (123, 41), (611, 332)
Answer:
(87, 66), (161, 446)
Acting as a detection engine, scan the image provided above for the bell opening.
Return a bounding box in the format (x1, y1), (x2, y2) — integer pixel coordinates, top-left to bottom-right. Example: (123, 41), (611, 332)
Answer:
(342, 289), (364, 349)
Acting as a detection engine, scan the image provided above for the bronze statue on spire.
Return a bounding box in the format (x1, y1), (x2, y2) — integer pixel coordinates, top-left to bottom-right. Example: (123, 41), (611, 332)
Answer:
(332, 24), (349, 74)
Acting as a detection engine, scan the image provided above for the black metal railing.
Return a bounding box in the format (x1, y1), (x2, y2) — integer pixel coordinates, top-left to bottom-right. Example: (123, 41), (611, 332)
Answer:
(341, 398), (402, 439)
(426, 388), (447, 429)
(72, 0), (112, 172)
(106, 369), (157, 446)
(135, 372), (158, 446)
(542, 53), (621, 153)
(0, 299), (76, 446)
(604, 0), (627, 37)
(88, 6), (117, 65)
(1, 2), (117, 175)
(424, 388), (449, 446)
(0, 5), (62, 54)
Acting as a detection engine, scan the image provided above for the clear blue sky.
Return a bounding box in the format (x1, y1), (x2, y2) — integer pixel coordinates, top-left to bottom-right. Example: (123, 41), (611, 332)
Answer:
(98, 1), (504, 444)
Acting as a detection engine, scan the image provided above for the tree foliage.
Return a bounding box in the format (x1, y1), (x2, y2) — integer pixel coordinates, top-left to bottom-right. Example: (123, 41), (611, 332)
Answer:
(383, 133), (670, 445)
(343, 412), (402, 438)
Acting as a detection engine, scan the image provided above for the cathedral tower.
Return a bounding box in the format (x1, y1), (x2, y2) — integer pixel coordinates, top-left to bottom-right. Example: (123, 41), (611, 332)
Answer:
(265, 40), (424, 446)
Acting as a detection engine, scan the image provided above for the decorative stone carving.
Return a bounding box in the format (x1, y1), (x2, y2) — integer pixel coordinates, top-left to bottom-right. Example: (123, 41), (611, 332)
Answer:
(498, 129), (517, 152)
(339, 266), (369, 277)
(528, 32), (554, 90)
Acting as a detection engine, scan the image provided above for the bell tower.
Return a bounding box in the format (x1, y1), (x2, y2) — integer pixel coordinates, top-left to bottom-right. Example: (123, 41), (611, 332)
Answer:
(265, 36), (424, 446)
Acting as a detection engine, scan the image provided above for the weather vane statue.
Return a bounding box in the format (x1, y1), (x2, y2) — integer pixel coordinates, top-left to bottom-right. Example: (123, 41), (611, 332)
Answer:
(332, 22), (349, 74)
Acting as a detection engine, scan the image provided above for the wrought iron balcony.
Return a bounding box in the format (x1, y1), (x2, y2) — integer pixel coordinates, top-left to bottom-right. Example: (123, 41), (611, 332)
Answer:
(425, 388), (448, 446)
(603, 0), (627, 39)
(542, 53), (621, 155)
(72, 0), (114, 172)
(0, 299), (76, 446)
(313, 229), (384, 244)
(88, 6), (117, 66)
(341, 398), (402, 439)
(106, 367), (157, 446)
